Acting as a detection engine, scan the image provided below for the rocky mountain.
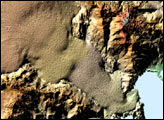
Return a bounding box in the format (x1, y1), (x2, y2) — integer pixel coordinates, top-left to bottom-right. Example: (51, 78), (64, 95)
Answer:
(1, 1), (163, 119)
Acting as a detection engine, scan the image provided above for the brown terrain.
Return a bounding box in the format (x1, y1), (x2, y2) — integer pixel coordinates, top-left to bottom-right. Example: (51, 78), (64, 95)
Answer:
(1, 1), (163, 119)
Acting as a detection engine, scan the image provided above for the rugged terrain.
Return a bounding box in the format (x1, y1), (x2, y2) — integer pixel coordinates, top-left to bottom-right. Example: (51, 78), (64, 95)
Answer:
(1, 1), (163, 119)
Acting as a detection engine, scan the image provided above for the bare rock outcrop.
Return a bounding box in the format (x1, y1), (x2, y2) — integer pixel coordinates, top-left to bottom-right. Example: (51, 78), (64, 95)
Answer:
(1, 64), (102, 119)
(1, 1), (163, 119)
(72, 1), (163, 92)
